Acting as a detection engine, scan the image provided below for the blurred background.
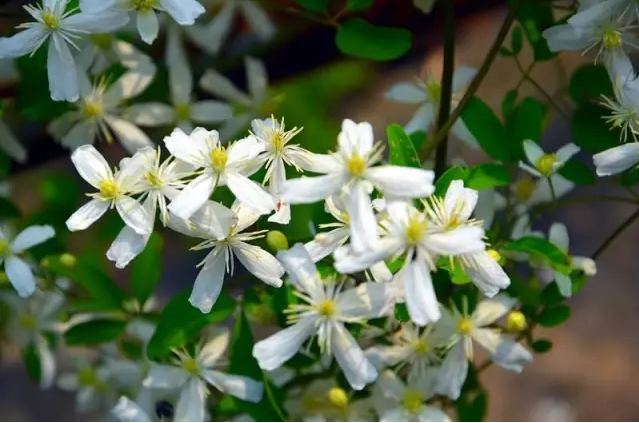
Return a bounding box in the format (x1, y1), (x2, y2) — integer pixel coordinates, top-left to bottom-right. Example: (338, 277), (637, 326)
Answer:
(1, 0), (637, 421)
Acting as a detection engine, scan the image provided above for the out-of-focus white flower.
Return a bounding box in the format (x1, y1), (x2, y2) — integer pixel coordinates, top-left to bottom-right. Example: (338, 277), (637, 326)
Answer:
(165, 127), (274, 219)
(199, 56), (271, 140)
(520, 140), (580, 179)
(282, 119), (435, 253)
(66, 145), (153, 235)
(253, 244), (392, 390)
(144, 328), (263, 422)
(372, 369), (450, 422)
(203, 0), (276, 54)
(435, 295), (532, 400)
(594, 142), (639, 175)
(58, 358), (116, 413)
(111, 396), (152, 422)
(385, 66), (479, 148)
(0, 0), (129, 101)
(0, 117), (27, 163)
(0, 225), (55, 297)
(80, 0), (205, 44)
(48, 66), (156, 154)
(413, 0), (436, 14)
(170, 201), (282, 313)
(75, 34), (154, 76)
(125, 25), (232, 134)
(601, 50), (639, 142)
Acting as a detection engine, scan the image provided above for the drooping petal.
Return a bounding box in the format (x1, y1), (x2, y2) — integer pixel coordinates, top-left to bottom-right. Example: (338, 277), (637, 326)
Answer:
(105, 67), (156, 105)
(111, 396), (151, 422)
(143, 364), (190, 389)
(418, 405), (451, 422)
(464, 251), (510, 297)
(189, 247), (226, 313)
(106, 225), (151, 269)
(48, 35), (79, 102)
(346, 181), (378, 253)
(226, 171), (275, 214)
(593, 143), (639, 176)
(554, 271), (572, 298)
(337, 282), (393, 320)
(542, 24), (592, 52)
(434, 341), (467, 400)
(66, 199), (110, 231)
(252, 315), (317, 371)
(136, 10), (160, 44)
(191, 101), (233, 123)
(471, 328), (532, 372)
(304, 227), (350, 262)
(168, 174), (216, 220)
(404, 257), (440, 325)
(245, 56), (268, 102)
(572, 256), (597, 276)
(385, 83), (427, 104)
(125, 103), (175, 127)
(160, 0), (205, 25)
(426, 226), (485, 256)
(472, 294), (516, 327)
(12, 225), (55, 253)
(280, 173), (347, 204)
(197, 328), (230, 368)
(116, 195), (153, 235)
(276, 244), (324, 299)
(233, 241), (283, 287)
(5, 256), (36, 298)
(201, 370), (263, 403)
(104, 116), (154, 155)
(331, 322), (377, 390)
(174, 378), (207, 422)
(0, 27), (47, 59)
(365, 166), (435, 198)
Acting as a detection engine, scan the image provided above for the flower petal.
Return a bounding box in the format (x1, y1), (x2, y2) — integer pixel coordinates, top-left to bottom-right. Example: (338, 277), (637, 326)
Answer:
(116, 195), (152, 235)
(136, 10), (159, 44)
(6, 256), (36, 298)
(163, 127), (210, 166)
(337, 282), (393, 320)
(71, 144), (112, 187)
(60, 121), (95, 150)
(191, 100), (233, 123)
(276, 244), (324, 299)
(252, 315), (317, 370)
(404, 258), (440, 325)
(452, 65), (477, 92)
(64, 10), (129, 32)
(143, 364), (189, 389)
(0, 27), (47, 59)
(593, 143), (639, 176)
(443, 179), (477, 223)
(175, 378), (207, 422)
(105, 116), (154, 154)
(168, 174), (216, 220)
(522, 139), (545, 166)
(125, 103), (175, 127)
(198, 328), (230, 368)
(233, 241), (283, 287)
(405, 102), (435, 134)
(435, 341), (467, 400)
(554, 271), (572, 298)
(106, 225), (151, 269)
(281, 173), (346, 204)
(12, 225), (55, 253)
(366, 166), (435, 198)
(105, 66), (156, 104)
(245, 56), (268, 102)
(556, 143), (580, 164)
(304, 227), (349, 262)
(471, 328), (532, 372)
(0, 121), (27, 163)
(48, 35), (79, 102)
(226, 171), (275, 214)
(199, 69), (251, 105)
(549, 222), (569, 250)
(465, 252), (510, 297)
(201, 370), (263, 403)
(331, 322), (377, 390)
(239, 2), (276, 40)
(189, 247), (226, 313)
(385, 82), (427, 104)
(111, 396), (150, 422)
(418, 405), (451, 422)
(160, 0), (205, 25)
(203, 2), (235, 54)
(66, 199), (110, 231)
(472, 294), (516, 327)
(426, 227), (485, 256)
(346, 181), (378, 253)
(338, 119), (374, 156)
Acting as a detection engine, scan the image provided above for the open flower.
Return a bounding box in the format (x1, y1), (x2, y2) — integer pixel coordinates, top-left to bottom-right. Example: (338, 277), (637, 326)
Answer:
(0, 0), (129, 101)
(253, 244), (392, 390)
(144, 328), (263, 422)
(75, 34), (154, 76)
(66, 145), (152, 235)
(58, 358), (116, 413)
(0, 225), (55, 297)
(520, 140), (580, 179)
(285, 379), (374, 421)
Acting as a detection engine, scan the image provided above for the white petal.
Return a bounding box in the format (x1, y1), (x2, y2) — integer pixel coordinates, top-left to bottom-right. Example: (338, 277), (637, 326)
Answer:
(175, 378), (207, 422)
(593, 143), (639, 176)
(556, 143), (580, 164)
(276, 244), (323, 299)
(143, 364), (189, 389)
(105, 67), (156, 104)
(199, 69), (251, 105)
(339, 119), (374, 156)
(165, 23), (192, 104)
(125, 103), (175, 126)
(572, 256), (597, 276)
(472, 294), (516, 326)
(60, 121), (95, 150)
(554, 271), (572, 298)
(227, 135), (264, 166)
(381, 409), (411, 422)
(233, 241), (283, 287)
(239, 2), (276, 40)
(137, 10), (159, 44)
(304, 227), (349, 262)
(113, 39), (154, 70)
(404, 258), (440, 325)
(116, 195), (153, 235)
(245, 56), (268, 102)
(160, 0), (205, 25)
(71, 144), (112, 187)
(201, 370), (263, 403)
(331, 322), (377, 390)
(111, 396), (150, 422)
(292, 151), (343, 174)
(281, 173), (347, 204)
(444, 180), (477, 223)
(202, 2), (235, 54)
(418, 406), (451, 422)
(198, 328), (230, 368)
(252, 315), (317, 370)
(333, 238), (403, 274)
(452, 65), (477, 92)
(426, 227), (485, 256)
(268, 200), (290, 224)
(385, 82), (427, 103)
(189, 247), (226, 313)
(405, 102), (435, 134)
(64, 10), (129, 32)
(0, 121), (27, 162)
(465, 252), (510, 297)
(163, 127), (210, 165)
(106, 225), (151, 269)
(168, 174), (216, 220)
(48, 36), (78, 102)
(12, 225), (55, 253)
(6, 256), (36, 298)
(542, 24), (592, 52)
(549, 222), (569, 250)
(337, 282), (392, 320)
(369, 261), (393, 282)
(365, 166), (435, 198)
(365, 345), (410, 370)
(523, 139), (545, 166)
(191, 101), (233, 123)
(226, 171), (275, 214)
(346, 181), (378, 253)
(66, 199), (110, 231)
(435, 341), (467, 400)
(189, 200), (237, 239)
(471, 328), (532, 372)
(105, 116), (153, 155)
(0, 27), (47, 59)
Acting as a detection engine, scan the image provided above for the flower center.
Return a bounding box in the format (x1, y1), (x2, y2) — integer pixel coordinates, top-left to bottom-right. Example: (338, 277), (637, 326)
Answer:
(317, 299), (336, 317)
(91, 34), (113, 51)
(269, 131), (286, 154)
(210, 147), (228, 173)
(174, 103), (191, 121)
(486, 249), (501, 262)
(457, 318), (473, 335)
(535, 153), (557, 176)
(412, 339), (430, 356)
(41, 9), (60, 30)
(346, 154), (366, 176)
(401, 390), (424, 414)
(339, 211), (350, 224)
(513, 177), (536, 202)
(406, 217), (427, 245)
(444, 215), (462, 230)
(602, 28), (622, 49)
(132, 0), (157, 11)
(0, 239), (10, 257)
(78, 367), (98, 387)
(17, 313), (37, 330)
(327, 387), (348, 408)
(98, 179), (119, 200)
(183, 358), (200, 376)
(426, 80), (441, 103)
(82, 101), (103, 119)
(144, 171), (163, 189)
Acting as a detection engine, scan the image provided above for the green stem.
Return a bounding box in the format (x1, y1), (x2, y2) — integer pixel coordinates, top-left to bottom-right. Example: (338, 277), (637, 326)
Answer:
(592, 207), (639, 260)
(548, 177), (557, 201)
(514, 56), (571, 121)
(419, 0), (524, 161)
(262, 371), (287, 421)
(434, 0), (456, 177)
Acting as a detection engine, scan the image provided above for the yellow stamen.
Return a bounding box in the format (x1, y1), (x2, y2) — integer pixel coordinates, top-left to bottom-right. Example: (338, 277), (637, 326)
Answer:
(412, 339), (430, 356)
(327, 387), (349, 408)
(82, 101), (103, 119)
(91, 34), (113, 51)
(426, 80), (441, 103)
(457, 318), (473, 335)
(183, 358), (200, 376)
(41, 10), (60, 30)
(270, 131), (286, 154)
(210, 147), (228, 173)
(535, 153), (557, 176)
(406, 217), (427, 245)
(17, 313), (37, 330)
(144, 171), (163, 188)
(98, 179), (119, 200)
(317, 299), (336, 317)
(602, 29), (622, 49)
(506, 311), (527, 332)
(174, 103), (191, 121)
(346, 154), (366, 176)
(513, 177), (536, 203)
(401, 390), (423, 414)
(132, 0), (157, 11)
(486, 249), (501, 262)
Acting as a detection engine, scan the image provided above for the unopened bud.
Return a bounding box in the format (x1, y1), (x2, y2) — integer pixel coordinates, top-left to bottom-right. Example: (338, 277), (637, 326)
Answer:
(59, 253), (77, 268)
(266, 230), (289, 252)
(486, 249), (502, 263)
(506, 311), (527, 332)
(327, 387), (348, 408)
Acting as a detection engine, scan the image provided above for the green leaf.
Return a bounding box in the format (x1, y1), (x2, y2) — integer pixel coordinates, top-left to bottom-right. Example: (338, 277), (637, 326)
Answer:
(540, 282), (564, 307)
(558, 160), (596, 185)
(457, 390), (488, 422)
(511, 26), (523, 55)
(336, 18), (412, 61)
(394, 303), (410, 322)
(64, 319), (127, 346)
(146, 290), (235, 360)
(292, 0), (329, 12)
(502, 89), (518, 120)
(434, 166), (470, 196)
(503, 236), (571, 274)
(513, 0), (556, 62)
(509, 97), (544, 160)
(531, 338), (553, 353)
(568, 64), (613, 104)
(410, 130), (427, 151)
(40, 174), (80, 209)
(498, 47), (513, 57)
(537, 305), (571, 327)
(21, 343), (41, 384)
(571, 103), (619, 154)
(387, 124), (421, 168)
(462, 97), (510, 162)
(228, 310), (286, 421)
(466, 163), (510, 190)
(347, 0), (373, 11)
(130, 233), (163, 305)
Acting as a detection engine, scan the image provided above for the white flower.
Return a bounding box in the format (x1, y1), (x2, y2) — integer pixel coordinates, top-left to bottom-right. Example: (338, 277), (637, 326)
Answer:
(505, 173), (575, 213)
(0, 225), (55, 297)
(125, 24), (232, 134)
(199, 56), (270, 140)
(0, 118), (27, 163)
(144, 328), (263, 422)
(372, 369), (450, 422)
(281, 119), (436, 253)
(172, 201), (283, 313)
(594, 142), (639, 175)
(520, 140), (580, 178)
(3, 290), (64, 388)
(435, 295), (532, 400)
(601, 50), (639, 142)
(58, 358), (115, 413)
(0, 0), (129, 101)
(165, 127), (274, 219)
(252, 244), (392, 390)
(66, 145), (153, 235)
(48, 66), (156, 154)
(204, 0), (276, 54)
(75, 34), (154, 76)
(335, 200), (485, 326)
(111, 396), (152, 422)
(385, 66), (479, 148)
(106, 147), (198, 268)
(80, 0), (205, 44)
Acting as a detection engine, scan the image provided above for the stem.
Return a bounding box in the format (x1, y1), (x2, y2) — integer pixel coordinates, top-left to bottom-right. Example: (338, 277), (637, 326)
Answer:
(514, 56), (571, 121)
(548, 177), (557, 201)
(592, 207), (639, 260)
(434, 0), (456, 177)
(420, 0), (524, 161)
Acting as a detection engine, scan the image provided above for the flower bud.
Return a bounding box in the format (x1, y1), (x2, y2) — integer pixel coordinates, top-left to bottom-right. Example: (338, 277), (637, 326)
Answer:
(327, 387), (348, 408)
(486, 249), (502, 263)
(59, 253), (77, 267)
(266, 230), (289, 252)
(506, 310), (527, 332)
